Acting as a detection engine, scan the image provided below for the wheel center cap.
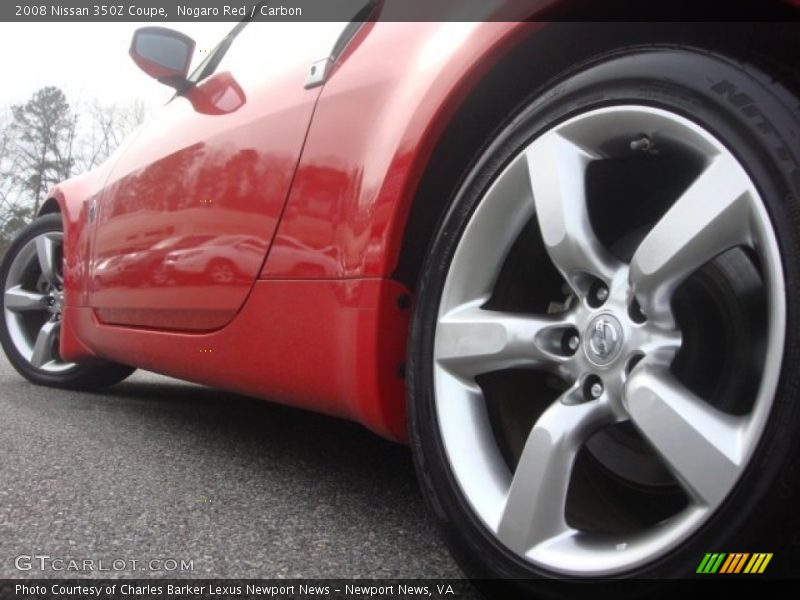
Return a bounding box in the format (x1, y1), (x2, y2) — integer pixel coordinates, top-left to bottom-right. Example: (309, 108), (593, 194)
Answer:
(584, 314), (624, 366)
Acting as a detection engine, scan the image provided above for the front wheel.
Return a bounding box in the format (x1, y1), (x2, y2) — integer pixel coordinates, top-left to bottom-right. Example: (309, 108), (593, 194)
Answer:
(408, 46), (800, 584)
(0, 214), (135, 390)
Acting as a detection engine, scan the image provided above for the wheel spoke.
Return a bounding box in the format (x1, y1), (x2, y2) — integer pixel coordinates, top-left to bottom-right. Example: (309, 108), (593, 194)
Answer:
(526, 131), (620, 293)
(629, 153), (753, 326)
(436, 302), (572, 379)
(431, 104), (784, 575)
(35, 235), (61, 286)
(496, 391), (611, 554)
(623, 365), (744, 506)
(442, 154), (536, 306)
(4, 285), (46, 313)
(30, 318), (60, 369)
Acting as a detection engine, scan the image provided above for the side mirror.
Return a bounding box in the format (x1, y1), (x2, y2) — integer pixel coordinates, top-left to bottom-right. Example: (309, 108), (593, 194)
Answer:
(184, 72), (246, 116)
(130, 27), (195, 90)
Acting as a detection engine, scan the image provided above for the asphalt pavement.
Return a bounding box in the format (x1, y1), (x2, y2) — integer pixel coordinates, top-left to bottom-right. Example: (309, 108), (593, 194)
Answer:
(0, 358), (463, 579)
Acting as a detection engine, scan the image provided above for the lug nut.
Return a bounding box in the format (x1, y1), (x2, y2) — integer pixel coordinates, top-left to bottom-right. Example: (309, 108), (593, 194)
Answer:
(589, 381), (604, 399)
(567, 335), (579, 351)
(595, 286), (609, 303)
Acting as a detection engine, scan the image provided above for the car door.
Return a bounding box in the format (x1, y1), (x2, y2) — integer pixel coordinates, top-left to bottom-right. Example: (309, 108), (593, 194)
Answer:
(89, 22), (345, 331)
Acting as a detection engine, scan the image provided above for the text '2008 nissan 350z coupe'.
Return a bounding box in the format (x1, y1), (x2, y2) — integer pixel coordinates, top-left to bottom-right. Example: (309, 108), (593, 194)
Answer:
(2, 5), (800, 588)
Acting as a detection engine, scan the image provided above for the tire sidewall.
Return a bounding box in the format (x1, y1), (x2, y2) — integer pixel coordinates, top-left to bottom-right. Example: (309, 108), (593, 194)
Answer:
(408, 46), (800, 582)
(0, 214), (112, 389)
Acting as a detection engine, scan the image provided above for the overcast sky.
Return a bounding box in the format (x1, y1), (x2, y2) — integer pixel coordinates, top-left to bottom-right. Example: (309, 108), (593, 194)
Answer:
(0, 23), (233, 111)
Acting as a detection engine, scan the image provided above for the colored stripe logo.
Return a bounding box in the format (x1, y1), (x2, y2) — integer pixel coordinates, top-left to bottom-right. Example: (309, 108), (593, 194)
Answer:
(696, 552), (773, 574)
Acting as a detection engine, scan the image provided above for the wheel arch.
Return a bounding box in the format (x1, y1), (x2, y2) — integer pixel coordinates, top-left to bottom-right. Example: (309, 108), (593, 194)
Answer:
(261, 20), (799, 441)
(37, 198), (61, 217)
(392, 22), (800, 291)
(38, 176), (105, 362)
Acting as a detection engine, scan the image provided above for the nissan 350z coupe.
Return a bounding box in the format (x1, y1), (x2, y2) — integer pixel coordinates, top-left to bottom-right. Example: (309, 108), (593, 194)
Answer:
(2, 11), (800, 585)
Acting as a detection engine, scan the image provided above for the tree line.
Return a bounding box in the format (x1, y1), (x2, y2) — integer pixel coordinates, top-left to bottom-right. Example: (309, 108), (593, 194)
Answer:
(0, 86), (146, 254)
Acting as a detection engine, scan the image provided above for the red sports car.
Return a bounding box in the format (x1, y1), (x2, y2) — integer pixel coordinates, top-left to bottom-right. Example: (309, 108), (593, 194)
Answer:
(2, 9), (800, 585)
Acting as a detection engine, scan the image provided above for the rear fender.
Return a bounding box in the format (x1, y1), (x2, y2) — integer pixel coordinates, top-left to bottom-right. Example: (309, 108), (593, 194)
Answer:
(262, 21), (534, 279)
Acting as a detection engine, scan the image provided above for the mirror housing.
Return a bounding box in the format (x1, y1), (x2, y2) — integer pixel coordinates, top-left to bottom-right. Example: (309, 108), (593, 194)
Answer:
(130, 27), (195, 90)
(184, 72), (246, 116)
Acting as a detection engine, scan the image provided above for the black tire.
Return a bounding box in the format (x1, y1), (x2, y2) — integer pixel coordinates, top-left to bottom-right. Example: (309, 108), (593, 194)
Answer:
(408, 45), (800, 587)
(0, 214), (135, 390)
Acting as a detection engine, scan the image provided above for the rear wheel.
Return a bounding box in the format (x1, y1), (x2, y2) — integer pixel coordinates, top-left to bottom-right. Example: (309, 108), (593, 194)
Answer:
(0, 214), (135, 390)
(409, 46), (800, 584)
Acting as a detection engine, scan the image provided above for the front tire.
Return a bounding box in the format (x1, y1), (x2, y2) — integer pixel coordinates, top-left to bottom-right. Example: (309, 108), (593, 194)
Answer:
(0, 214), (135, 390)
(409, 45), (800, 584)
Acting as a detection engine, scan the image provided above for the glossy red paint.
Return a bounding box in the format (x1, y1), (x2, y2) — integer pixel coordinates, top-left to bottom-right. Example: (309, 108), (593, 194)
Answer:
(89, 24), (331, 331)
(51, 20), (535, 440)
(64, 278), (410, 440)
(262, 21), (533, 280)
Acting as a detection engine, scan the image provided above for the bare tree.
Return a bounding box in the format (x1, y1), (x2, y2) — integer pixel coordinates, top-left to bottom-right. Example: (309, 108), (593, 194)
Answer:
(1, 111), (19, 212)
(9, 86), (79, 217)
(0, 108), (14, 198)
(0, 110), (11, 200)
(80, 98), (148, 170)
(0, 110), (9, 159)
(1, 90), (149, 255)
(1, 109), (30, 254)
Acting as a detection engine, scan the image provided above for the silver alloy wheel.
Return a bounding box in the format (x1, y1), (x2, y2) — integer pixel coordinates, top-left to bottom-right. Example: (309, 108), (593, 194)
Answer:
(432, 106), (785, 575)
(3, 231), (75, 373)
